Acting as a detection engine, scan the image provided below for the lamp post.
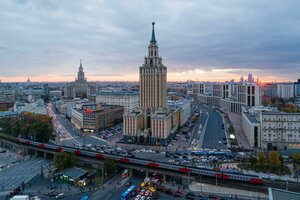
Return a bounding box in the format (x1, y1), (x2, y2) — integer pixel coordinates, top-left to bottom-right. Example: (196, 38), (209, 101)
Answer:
(200, 174), (202, 192)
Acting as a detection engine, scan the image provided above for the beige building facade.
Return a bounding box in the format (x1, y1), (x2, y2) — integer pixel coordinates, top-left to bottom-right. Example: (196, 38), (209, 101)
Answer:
(242, 106), (300, 150)
(123, 22), (179, 145)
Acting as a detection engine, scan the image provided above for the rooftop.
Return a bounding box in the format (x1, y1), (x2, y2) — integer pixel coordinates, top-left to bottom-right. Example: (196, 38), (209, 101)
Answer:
(244, 112), (259, 123)
(268, 188), (300, 200)
(97, 91), (139, 96)
(54, 167), (87, 181)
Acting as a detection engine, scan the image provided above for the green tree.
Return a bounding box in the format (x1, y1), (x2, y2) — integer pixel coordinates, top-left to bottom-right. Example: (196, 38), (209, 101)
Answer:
(54, 151), (74, 171)
(228, 125), (235, 135)
(249, 155), (257, 168)
(104, 158), (116, 177)
(257, 151), (266, 169)
(268, 151), (281, 171)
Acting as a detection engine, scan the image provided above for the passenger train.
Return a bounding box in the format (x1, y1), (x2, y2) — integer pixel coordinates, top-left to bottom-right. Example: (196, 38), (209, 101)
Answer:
(15, 137), (263, 184)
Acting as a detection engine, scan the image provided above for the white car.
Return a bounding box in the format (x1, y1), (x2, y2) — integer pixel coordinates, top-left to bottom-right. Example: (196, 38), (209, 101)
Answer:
(140, 196), (146, 200)
(135, 194), (141, 200)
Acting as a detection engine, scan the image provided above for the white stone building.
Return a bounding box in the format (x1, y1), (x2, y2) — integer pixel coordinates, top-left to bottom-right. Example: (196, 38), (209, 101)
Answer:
(242, 106), (300, 150)
(96, 91), (139, 111)
(193, 82), (261, 113)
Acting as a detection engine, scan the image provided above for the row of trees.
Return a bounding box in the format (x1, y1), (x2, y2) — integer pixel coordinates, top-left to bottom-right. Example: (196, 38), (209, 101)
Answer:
(54, 152), (117, 177)
(263, 96), (300, 113)
(249, 151), (283, 171)
(0, 112), (53, 142)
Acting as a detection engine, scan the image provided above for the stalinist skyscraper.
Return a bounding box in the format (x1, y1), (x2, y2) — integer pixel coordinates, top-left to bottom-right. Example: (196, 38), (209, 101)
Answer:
(140, 22), (167, 111)
(123, 22), (180, 145)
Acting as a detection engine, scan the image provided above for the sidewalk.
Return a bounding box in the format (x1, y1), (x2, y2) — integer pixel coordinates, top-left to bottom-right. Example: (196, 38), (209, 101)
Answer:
(189, 182), (268, 200)
(227, 112), (252, 149)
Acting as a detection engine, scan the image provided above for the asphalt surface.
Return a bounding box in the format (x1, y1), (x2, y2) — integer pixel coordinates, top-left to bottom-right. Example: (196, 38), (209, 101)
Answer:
(48, 103), (106, 147)
(189, 109), (208, 149)
(200, 105), (227, 150)
(0, 158), (50, 197)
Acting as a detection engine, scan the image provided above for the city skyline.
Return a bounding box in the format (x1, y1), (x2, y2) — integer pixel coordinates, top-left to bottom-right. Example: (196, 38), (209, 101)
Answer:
(1, 1), (300, 83)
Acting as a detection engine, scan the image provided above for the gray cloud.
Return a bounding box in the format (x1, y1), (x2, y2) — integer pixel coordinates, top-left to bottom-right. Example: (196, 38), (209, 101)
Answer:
(0, 0), (300, 81)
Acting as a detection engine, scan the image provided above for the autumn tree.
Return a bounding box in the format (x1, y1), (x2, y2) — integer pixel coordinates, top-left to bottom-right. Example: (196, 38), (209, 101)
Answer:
(257, 151), (266, 169)
(249, 155), (257, 168)
(291, 153), (300, 166)
(268, 151), (281, 171)
(0, 112), (53, 142)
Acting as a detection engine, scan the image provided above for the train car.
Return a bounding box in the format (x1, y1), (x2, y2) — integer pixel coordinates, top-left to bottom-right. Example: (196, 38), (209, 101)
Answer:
(14, 137), (263, 184)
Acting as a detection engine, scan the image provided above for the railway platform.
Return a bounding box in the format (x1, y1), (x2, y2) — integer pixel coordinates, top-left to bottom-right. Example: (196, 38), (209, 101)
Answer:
(189, 182), (268, 199)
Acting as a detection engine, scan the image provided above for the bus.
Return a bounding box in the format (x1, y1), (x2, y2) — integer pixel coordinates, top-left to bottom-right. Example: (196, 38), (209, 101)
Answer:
(121, 185), (136, 200)
(80, 195), (89, 200)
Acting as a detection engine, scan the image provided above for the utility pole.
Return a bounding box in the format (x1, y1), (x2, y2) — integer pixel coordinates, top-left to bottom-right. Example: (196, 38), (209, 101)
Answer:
(200, 174), (202, 192)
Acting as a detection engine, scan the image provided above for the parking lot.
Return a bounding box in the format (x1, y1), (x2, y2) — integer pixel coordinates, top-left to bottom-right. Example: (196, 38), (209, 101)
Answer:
(0, 156), (50, 198)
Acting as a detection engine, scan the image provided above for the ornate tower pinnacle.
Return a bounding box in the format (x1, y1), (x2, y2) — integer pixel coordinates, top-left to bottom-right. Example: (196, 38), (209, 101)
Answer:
(151, 22), (156, 43)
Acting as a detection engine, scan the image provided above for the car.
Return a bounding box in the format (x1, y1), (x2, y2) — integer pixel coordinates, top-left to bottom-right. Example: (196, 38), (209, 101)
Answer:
(186, 192), (195, 199)
(173, 190), (183, 197)
(145, 190), (150, 196)
(55, 193), (65, 199)
(208, 193), (219, 199)
(158, 185), (167, 192)
(165, 188), (173, 194)
(140, 196), (146, 200)
(152, 193), (159, 199)
(140, 189), (145, 195)
(135, 194), (141, 200)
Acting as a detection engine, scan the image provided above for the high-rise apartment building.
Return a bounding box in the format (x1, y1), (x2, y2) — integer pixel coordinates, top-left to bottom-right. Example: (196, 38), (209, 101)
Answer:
(192, 82), (261, 113)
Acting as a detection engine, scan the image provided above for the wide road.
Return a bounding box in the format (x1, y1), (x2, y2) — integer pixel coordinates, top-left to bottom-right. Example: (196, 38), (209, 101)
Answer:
(48, 103), (106, 147)
(200, 105), (227, 150)
(189, 108), (208, 150)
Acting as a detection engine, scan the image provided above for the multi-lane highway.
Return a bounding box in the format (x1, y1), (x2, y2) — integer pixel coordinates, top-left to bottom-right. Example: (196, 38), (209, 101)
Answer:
(199, 105), (227, 150)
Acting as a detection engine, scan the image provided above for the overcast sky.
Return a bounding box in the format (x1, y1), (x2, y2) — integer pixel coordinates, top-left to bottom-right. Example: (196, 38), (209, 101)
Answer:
(0, 0), (300, 82)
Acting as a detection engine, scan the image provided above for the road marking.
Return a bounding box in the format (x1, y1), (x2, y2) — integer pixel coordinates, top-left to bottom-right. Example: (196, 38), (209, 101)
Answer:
(90, 135), (107, 143)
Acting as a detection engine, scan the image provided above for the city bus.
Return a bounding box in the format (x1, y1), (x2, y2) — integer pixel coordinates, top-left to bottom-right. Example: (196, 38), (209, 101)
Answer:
(121, 185), (136, 200)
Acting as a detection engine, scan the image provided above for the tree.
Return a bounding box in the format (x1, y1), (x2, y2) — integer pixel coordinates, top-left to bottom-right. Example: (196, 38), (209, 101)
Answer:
(249, 156), (257, 168)
(54, 151), (74, 171)
(104, 158), (116, 177)
(257, 151), (266, 169)
(291, 153), (300, 166)
(268, 151), (281, 171)
(0, 112), (53, 142)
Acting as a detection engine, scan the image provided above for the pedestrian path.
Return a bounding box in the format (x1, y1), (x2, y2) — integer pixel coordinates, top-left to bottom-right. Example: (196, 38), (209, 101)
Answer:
(189, 182), (268, 199)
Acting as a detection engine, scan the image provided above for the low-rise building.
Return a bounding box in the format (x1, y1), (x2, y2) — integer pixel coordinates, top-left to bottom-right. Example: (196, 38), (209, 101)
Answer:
(71, 103), (123, 133)
(13, 100), (47, 115)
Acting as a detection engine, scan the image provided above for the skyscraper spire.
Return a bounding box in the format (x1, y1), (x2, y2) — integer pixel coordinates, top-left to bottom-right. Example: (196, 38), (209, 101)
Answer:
(151, 22), (156, 43)
(80, 58), (82, 69)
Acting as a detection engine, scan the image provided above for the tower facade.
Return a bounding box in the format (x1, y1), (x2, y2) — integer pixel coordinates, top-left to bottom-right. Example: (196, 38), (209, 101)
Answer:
(77, 59), (86, 83)
(139, 22), (167, 110)
(123, 22), (179, 145)
(64, 60), (90, 99)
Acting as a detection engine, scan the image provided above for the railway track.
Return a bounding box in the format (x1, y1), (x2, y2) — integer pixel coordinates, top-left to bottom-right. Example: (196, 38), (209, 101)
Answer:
(197, 176), (300, 194)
